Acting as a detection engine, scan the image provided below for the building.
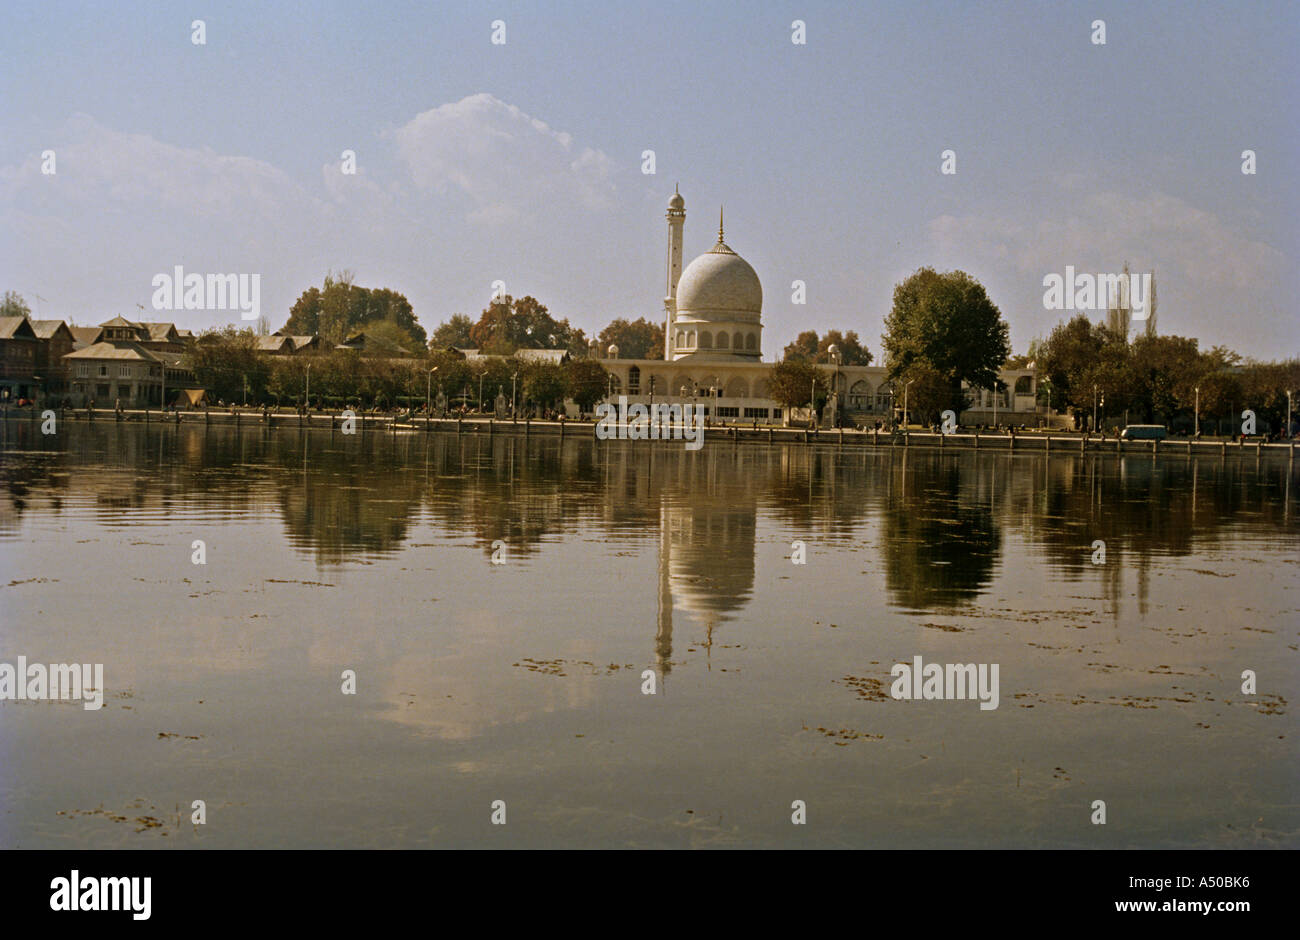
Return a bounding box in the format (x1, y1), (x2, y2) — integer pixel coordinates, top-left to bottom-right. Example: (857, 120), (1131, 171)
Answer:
(590, 190), (1040, 426)
(31, 320), (76, 398)
(63, 316), (164, 407)
(0, 317), (38, 401)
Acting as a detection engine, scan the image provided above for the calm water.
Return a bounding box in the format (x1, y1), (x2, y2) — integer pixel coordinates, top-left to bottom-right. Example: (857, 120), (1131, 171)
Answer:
(1, 421), (1296, 848)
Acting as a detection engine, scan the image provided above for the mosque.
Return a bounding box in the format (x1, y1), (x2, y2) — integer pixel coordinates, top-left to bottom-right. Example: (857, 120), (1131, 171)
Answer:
(592, 189), (1041, 426)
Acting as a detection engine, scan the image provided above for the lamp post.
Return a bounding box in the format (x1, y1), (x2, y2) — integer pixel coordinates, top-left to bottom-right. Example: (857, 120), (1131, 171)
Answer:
(478, 373), (484, 414)
(1194, 386), (1200, 437)
(828, 346), (841, 428)
(903, 379), (914, 429)
(992, 382), (998, 430)
(305, 361), (311, 409)
(511, 371), (518, 417)
(1287, 389), (1294, 440)
(427, 366), (438, 413)
(1092, 384), (1099, 435)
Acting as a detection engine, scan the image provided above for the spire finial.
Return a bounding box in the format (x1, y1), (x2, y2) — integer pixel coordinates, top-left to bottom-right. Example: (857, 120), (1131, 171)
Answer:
(717, 205), (724, 243)
(675, 181), (679, 194)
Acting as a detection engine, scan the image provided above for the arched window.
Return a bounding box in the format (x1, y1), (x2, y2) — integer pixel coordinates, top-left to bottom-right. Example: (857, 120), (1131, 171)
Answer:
(699, 331), (713, 349)
(746, 333), (757, 351)
(733, 331), (744, 350)
(849, 380), (872, 409)
(676, 330), (686, 348)
(627, 366), (641, 394)
(875, 385), (893, 411)
(717, 332), (729, 349)
(687, 331), (696, 348)
(1014, 375), (1034, 396)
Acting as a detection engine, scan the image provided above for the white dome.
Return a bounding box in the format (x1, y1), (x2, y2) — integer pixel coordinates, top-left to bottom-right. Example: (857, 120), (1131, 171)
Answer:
(674, 243), (762, 321)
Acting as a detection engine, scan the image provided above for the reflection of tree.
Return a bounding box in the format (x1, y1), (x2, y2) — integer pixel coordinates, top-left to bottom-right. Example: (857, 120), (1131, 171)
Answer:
(880, 457), (1000, 612)
(3, 425), (1296, 620)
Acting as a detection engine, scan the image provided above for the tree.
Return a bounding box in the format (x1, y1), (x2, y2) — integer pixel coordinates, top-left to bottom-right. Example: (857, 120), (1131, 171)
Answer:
(1, 291), (32, 318)
(597, 317), (664, 360)
(818, 330), (872, 366)
(782, 331), (820, 361)
(469, 295), (587, 356)
(565, 359), (609, 412)
(882, 268), (1010, 414)
(429, 314), (475, 350)
(522, 361), (568, 412)
(282, 273), (425, 349)
(183, 327), (270, 403)
(767, 359), (829, 415)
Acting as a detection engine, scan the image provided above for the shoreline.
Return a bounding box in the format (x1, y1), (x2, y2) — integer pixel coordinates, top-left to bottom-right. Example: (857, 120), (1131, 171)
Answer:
(5, 406), (1297, 459)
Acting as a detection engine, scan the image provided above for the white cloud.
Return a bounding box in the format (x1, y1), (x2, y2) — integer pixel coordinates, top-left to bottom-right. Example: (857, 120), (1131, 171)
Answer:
(392, 93), (617, 223)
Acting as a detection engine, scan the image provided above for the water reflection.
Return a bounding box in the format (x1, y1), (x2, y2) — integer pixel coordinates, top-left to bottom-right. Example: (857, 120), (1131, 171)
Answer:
(1, 423), (1296, 627)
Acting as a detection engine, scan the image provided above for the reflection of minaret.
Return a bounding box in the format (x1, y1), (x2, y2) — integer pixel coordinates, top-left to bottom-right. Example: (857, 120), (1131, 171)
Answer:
(664, 186), (685, 359)
(656, 500), (673, 676)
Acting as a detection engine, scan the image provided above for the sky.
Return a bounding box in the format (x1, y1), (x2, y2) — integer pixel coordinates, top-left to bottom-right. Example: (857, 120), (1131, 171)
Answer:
(1, 0), (1296, 360)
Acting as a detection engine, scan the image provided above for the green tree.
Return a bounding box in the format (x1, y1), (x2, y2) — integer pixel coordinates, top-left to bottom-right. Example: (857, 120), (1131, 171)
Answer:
(767, 359), (829, 414)
(522, 361), (568, 412)
(429, 314), (475, 350)
(1, 291), (32, 318)
(283, 272), (424, 349)
(183, 328), (270, 404)
(782, 331), (820, 361)
(565, 358), (609, 412)
(882, 268), (1010, 414)
(597, 317), (664, 360)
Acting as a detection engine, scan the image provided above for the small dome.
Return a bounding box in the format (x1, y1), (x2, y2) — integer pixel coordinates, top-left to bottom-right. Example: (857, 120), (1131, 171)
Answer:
(675, 243), (762, 319)
(606, 343), (619, 358)
(668, 191), (685, 210)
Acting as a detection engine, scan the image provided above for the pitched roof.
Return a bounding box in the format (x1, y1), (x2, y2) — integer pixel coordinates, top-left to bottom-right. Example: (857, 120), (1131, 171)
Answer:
(513, 348), (569, 364)
(30, 320), (76, 340)
(256, 335), (293, 352)
(64, 342), (163, 362)
(140, 322), (180, 342)
(69, 326), (102, 347)
(0, 317), (37, 340)
(98, 315), (141, 329)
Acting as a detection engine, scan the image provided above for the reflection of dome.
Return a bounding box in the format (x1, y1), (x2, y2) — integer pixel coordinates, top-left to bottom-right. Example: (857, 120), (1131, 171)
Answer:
(675, 245), (762, 321)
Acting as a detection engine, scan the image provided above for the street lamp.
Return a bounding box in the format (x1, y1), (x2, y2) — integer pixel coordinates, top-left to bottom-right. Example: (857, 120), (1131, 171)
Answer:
(427, 366), (438, 413)
(511, 371), (518, 417)
(903, 379), (914, 429)
(1286, 389), (1294, 440)
(1194, 385), (1200, 437)
(478, 373), (485, 414)
(1092, 384), (1099, 435)
(305, 361), (311, 409)
(828, 345), (841, 428)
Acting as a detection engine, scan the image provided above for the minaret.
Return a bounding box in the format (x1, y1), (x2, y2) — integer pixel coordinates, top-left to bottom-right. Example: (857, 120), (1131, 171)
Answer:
(664, 185), (685, 359)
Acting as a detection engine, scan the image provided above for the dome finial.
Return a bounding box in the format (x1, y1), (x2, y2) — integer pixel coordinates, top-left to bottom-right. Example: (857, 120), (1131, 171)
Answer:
(717, 205), (724, 243)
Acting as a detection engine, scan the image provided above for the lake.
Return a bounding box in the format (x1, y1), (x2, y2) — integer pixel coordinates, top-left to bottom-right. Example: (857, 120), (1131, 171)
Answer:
(1, 420), (1295, 848)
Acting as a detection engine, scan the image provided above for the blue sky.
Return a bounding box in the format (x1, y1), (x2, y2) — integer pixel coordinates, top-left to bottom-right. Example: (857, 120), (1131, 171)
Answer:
(1, 0), (1296, 359)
